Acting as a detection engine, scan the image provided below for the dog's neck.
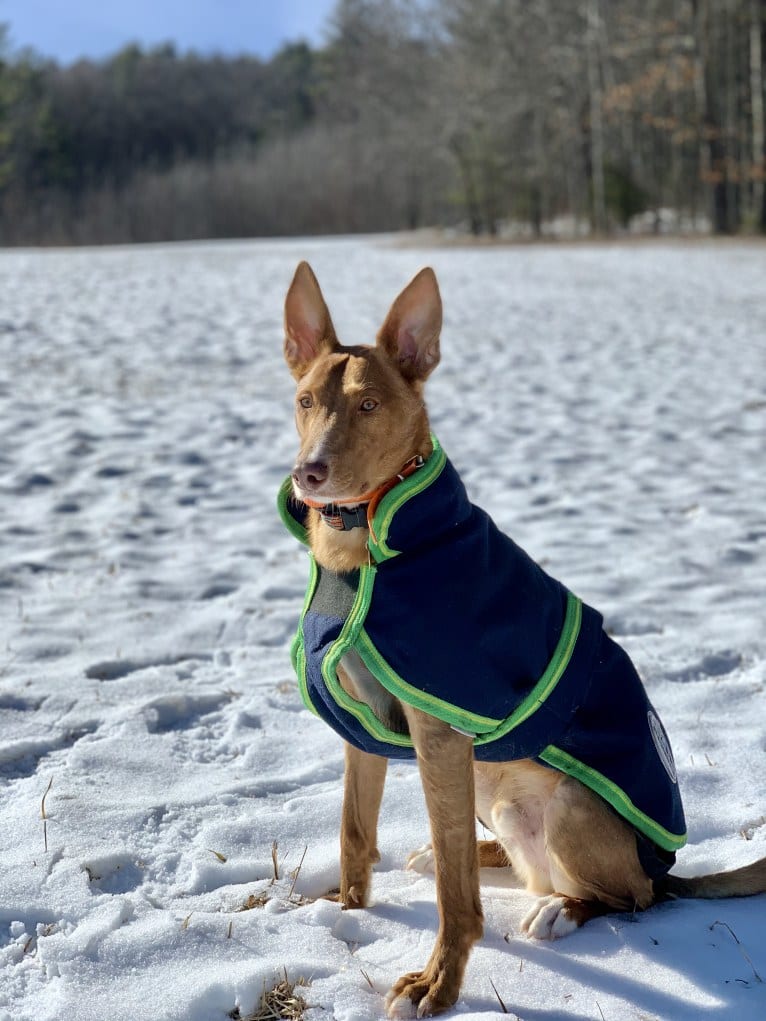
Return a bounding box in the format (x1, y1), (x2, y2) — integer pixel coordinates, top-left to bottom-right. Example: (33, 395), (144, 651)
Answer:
(308, 513), (371, 572)
(307, 430), (433, 574)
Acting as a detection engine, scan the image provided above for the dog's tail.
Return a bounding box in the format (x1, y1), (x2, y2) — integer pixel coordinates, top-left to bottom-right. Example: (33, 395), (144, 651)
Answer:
(657, 856), (766, 900)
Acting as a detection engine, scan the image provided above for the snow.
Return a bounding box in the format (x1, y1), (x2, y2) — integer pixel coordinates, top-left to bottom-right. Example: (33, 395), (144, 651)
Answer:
(1, 236), (765, 1021)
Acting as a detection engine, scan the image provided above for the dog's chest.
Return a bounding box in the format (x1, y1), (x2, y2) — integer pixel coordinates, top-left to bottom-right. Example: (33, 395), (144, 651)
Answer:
(310, 562), (409, 736)
(339, 648), (409, 735)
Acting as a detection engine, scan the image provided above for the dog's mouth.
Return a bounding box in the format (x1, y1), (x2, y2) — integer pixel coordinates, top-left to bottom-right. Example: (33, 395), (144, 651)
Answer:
(291, 480), (372, 533)
(292, 454), (425, 513)
(291, 479), (369, 510)
(292, 454), (425, 535)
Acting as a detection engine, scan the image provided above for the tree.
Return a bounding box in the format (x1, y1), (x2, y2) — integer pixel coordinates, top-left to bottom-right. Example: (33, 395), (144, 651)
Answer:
(748, 0), (765, 228)
(1, 1), (764, 244)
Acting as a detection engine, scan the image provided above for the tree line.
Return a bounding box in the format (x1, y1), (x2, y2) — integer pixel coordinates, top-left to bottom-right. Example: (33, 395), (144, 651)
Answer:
(0, 0), (764, 245)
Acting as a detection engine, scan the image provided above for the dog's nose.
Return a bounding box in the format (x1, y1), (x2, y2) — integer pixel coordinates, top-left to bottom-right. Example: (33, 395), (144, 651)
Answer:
(292, 460), (329, 491)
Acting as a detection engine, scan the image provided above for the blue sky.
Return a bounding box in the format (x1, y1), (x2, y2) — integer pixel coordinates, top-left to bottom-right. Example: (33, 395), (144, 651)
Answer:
(0, 0), (337, 63)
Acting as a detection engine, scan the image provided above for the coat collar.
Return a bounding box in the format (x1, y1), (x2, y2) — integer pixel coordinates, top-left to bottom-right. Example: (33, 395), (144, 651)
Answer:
(277, 436), (474, 562)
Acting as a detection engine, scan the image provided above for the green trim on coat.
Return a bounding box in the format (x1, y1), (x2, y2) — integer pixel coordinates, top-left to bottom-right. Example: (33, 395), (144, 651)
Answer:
(539, 744), (687, 851)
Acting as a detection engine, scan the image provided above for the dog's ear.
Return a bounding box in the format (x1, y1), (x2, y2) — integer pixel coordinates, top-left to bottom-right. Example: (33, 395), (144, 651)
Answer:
(377, 267), (441, 382)
(284, 262), (339, 379)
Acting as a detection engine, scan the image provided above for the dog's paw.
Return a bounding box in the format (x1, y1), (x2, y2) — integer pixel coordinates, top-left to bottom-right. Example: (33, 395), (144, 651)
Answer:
(385, 989), (418, 1019)
(521, 894), (579, 940)
(385, 969), (457, 1018)
(339, 850), (380, 909)
(322, 886), (366, 909)
(340, 883), (368, 910)
(405, 843), (435, 875)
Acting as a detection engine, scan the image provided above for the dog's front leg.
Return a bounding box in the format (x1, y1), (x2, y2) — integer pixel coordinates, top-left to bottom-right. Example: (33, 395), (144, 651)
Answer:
(340, 742), (388, 908)
(387, 708), (482, 1018)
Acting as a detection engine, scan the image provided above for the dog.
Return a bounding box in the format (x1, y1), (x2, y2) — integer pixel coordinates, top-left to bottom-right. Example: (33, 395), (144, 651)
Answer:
(278, 261), (766, 1017)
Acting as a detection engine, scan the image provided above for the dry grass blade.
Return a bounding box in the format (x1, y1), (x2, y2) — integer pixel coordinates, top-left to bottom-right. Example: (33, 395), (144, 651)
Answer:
(360, 968), (375, 990)
(40, 777), (54, 819)
(208, 848), (228, 863)
(41, 777), (53, 852)
(238, 892), (271, 911)
(239, 971), (309, 1021)
(489, 977), (509, 1013)
(288, 846), (308, 902)
(181, 913), (193, 930)
(271, 840), (280, 883)
(710, 920), (763, 983)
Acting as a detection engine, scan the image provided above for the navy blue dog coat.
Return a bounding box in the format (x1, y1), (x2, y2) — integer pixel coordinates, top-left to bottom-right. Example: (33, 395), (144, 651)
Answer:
(278, 438), (686, 862)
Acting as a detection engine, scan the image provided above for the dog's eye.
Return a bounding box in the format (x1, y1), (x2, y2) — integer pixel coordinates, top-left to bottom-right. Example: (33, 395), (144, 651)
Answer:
(298, 395), (313, 410)
(359, 398), (378, 413)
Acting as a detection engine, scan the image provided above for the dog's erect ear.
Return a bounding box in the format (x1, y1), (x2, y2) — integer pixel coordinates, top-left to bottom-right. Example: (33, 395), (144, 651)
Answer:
(284, 261), (339, 379)
(377, 267), (442, 382)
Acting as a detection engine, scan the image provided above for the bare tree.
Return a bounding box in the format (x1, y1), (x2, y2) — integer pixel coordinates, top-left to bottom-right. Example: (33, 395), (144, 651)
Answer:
(586, 0), (608, 231)
(749, 0), (765, 227)
(1, 1), (764, 244)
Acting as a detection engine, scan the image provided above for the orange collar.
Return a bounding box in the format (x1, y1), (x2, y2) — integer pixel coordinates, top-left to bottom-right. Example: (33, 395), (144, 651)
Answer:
(302, 455), (424, 542)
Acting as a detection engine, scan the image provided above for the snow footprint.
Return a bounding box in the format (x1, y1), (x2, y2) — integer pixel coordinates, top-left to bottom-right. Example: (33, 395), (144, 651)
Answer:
(84, 653), (212, 681)
(141, 691), (234, 733)
(667, 649), (743, 683)
(83, 855), (145, 895)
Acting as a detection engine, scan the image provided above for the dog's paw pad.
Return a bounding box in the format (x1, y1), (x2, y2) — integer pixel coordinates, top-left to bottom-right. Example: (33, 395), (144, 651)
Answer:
(521, 894), (579, 940)
(405, 843), (435, 875)
(385, 991), (418, 1019)
(341, 884), (366, 909)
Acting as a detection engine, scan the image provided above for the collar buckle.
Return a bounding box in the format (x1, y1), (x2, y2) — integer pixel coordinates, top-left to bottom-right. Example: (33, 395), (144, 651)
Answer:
(308, 453), (426, 534)
(318, 504), (369, 532)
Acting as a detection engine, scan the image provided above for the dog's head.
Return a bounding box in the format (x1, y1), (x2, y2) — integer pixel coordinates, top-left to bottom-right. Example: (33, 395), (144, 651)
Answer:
(284, 262), (442, 505)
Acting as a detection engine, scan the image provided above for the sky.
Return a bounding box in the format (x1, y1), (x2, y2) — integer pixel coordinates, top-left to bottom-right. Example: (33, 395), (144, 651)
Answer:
(0, 0), (337, 64)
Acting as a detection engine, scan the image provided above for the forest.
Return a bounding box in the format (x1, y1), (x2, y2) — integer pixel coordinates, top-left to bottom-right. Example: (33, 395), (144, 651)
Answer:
(0, 0), (764, 245)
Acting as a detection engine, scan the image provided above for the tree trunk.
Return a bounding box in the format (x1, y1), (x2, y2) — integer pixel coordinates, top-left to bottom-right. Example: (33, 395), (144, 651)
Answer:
(692, 0), (733, 233)
(450, 136), (483, 235)
(750, 0), (765, 230)
(586, 0), (607, 233)
(723, 1), (740, 232)
(691, 0), (712, 226)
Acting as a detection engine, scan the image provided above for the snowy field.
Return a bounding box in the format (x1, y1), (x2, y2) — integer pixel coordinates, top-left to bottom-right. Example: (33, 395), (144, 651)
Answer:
(1, 236), (765, 1021)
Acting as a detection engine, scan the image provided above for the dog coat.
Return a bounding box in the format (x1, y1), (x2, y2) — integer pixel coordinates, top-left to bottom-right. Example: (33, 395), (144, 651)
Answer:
(278, 438), (687, 860)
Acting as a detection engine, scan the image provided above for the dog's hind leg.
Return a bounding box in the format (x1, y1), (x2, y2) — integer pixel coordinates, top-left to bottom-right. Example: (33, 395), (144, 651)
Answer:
(477, 839), (510, 867)
(407, 838), (508, 875)
(387, 708), (483, 1018)
(522, 775), (654, 940)
(340, 743), (388, 909)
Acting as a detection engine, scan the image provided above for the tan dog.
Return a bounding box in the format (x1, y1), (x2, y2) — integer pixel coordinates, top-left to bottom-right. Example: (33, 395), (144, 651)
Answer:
(280, 261), (766, 1018)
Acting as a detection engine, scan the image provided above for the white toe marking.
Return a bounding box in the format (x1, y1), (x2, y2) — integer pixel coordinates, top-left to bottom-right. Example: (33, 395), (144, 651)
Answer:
(386, 991), (417, 1019)
(521, 895), (578, 940)
(551, 906), (579, 938)
(416, 996), (435, 1018)
(406, 843), (435, 874)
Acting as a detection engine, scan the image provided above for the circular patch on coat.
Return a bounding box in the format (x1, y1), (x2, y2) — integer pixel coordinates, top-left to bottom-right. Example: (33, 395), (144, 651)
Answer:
(647, 710), (678, 784)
